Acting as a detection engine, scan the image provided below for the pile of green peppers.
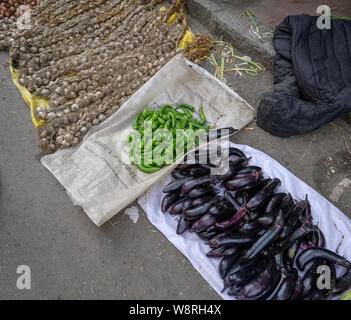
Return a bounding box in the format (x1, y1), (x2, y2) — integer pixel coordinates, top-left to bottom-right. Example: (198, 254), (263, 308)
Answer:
(127, 104), (210, 173)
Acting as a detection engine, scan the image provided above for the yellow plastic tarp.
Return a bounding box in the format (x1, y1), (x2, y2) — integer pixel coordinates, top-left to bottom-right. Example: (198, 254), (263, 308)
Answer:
(10, 60), (49, 128)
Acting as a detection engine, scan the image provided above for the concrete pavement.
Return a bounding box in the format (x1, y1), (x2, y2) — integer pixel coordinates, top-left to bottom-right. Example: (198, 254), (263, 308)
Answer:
(0, 2), (351, 300)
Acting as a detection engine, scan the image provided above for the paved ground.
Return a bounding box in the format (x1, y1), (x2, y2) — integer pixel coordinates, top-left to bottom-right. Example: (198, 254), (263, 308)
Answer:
(246, 0), (351, 28)
(1, 3), (351, 300)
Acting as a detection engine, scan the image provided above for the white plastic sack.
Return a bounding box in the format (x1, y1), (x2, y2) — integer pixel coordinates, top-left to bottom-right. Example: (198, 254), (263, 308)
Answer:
(138, 142), (351, 300)
(41, 55), (255, 226)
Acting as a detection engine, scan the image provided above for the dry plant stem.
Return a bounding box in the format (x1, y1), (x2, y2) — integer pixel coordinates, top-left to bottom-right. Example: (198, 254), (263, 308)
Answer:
(329, 122), (351, 157)
(298, 133), (316, 161)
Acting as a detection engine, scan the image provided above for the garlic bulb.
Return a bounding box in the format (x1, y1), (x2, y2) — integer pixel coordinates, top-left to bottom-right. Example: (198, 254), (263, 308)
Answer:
(80, 126), (88, 134)
(4, 0), (207, 155)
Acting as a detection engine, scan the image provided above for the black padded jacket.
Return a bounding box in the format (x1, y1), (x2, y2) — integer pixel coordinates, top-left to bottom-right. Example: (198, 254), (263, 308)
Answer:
(257, 14), (351, 137)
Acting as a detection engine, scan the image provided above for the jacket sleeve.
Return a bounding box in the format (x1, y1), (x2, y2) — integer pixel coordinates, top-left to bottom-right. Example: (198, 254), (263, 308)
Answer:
(257, 87), (351, 137)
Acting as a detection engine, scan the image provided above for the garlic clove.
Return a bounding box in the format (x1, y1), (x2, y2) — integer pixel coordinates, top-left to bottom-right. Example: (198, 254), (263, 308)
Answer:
(71, 104), (79, 112)
(80, 126), (88, 133)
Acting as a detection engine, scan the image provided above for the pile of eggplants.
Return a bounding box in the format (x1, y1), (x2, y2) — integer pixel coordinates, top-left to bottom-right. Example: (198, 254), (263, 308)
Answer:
(161, 147), (351, 300)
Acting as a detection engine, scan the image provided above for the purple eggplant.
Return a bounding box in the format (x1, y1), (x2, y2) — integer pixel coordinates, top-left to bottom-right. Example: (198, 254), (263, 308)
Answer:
(168, 198), (192, 216)
(271, 269), (298, 300)
(305, 261), (336, 300)
(226, 252), (266, 281)
(297, 247), (351, 271)
(257, 213), (275, 227)
(182, 199), (192, 212)
(225, 171), (259, 181)
(171, 170), (190, 179)
(206, 230), (233, 246)
(180, 176), (214, 197)
(216, 158), (248, 181)
(305, 263), (336, 300)
(183, 198), (217, 220)
(161, 192), (179, 213)
(334, 269), (351, 295)
(163, 148), (350, 301)
(188, 187), (212, 198)
(223, 172), (262, 191)
(236, 254), (279, 300)
(290, 276), (303, 300)
(264, 193), (286, 215)
(208, 205), (221, 215)
(282, 239), (302, 270)
(223, 191), (241, 212)
(187, 166), (211, 177)
(228, 147), (248, 159)
(177, 163), (201, 171)
(305, 291), (325, 300)
(305, 228), (325, 248)
(206, 246), (227, 258)
(248, 210), (261, 221)
(276, 193), (295, 218)
(239, 221), (262, 234)
(271, 223), (315, 255)
(183, 149), (216, 164)
(224, 254), (269, 289)
(212, 201), (234, 217)
(217, 200), (233, 213)
(266, 269), (286, 300)
(279, 214), (302, 240)
(243, 214), (250, 223)
(236, 171), (261, 180)
(191, 196), (214, 207)
(279, 200), (308, 239)
(235, 192), (249, 207)
(210, 233), (256, 248)
(228, 155), (242, 164)
(243, 213), (285, 260)
(191, 213), (218, 232)
(207, 245), (242, 258)
(245, 178), (281, 212)
(227, 285), (241, 297)
(234, 178), (270, 199)
(306, 288), (333, 300)
(215, 207), (248, 230)
(219, 251), (243, 279)
(206, 246), (228, 258)
(176, 217), (191, 234)
(163, 177), (192, 193)
(237, 166), (262, 173)
(253, 272), (282, 300)
(196, 228), (218, 240)
(301, 259), (323, 298)
(206, 225), (217, 233)
(301, 195), (313, 226)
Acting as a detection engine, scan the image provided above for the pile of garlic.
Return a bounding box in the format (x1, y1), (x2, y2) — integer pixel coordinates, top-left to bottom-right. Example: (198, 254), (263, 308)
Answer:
(1, 0), (211, 154)
(0, 0), (40, 20)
